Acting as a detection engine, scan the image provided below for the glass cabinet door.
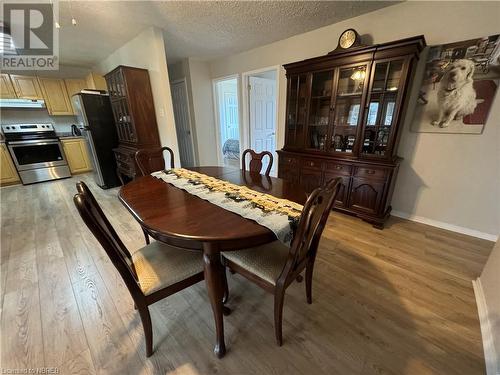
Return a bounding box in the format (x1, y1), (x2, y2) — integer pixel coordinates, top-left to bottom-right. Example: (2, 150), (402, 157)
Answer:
(329, 64), (369, 154)
(361, 59), (405, 157)
(305, 70), (334, 151)
(286, 74), (308, 148)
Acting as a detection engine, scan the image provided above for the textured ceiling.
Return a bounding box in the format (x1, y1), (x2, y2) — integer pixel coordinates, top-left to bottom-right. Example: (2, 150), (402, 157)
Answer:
(55, 1), (397, 67)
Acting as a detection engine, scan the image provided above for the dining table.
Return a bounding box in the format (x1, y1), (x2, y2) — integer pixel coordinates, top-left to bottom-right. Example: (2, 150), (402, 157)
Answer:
(118, 166), (307, 358)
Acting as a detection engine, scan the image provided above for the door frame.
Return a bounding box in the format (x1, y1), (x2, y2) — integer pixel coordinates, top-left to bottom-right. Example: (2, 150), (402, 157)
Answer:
(241, 65), (280, 175)
(170, 78), (198, 166)
(212, 74), (241, 166)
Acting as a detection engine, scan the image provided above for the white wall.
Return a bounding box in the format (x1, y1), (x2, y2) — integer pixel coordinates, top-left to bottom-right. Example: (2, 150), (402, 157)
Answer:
(94, 27), (180, 165)
(209, 1), (500, 238)
(476, 239), (500, 374)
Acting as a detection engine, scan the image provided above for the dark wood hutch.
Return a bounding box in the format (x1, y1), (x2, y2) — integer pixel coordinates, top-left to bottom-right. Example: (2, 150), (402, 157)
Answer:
(278, 36), (426, 228)
(105, 66), (161, 181)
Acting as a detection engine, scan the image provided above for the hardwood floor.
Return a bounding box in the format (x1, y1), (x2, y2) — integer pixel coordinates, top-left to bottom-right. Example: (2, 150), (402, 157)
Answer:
(0, 174), (493, 375)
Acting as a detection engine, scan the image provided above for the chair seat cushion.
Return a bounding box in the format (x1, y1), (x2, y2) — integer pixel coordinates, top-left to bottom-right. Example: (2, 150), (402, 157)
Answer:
(132, 241), (204, 295)
(222, 241), (290, 285)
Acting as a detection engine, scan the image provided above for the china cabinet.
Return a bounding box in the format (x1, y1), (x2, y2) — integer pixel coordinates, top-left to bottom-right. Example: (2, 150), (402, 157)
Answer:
(278, 36), (425, 228)
(105, 66), (161, 180)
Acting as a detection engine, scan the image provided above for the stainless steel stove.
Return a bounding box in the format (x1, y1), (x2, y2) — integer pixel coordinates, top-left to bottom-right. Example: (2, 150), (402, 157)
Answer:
(1, 123), (71, 184)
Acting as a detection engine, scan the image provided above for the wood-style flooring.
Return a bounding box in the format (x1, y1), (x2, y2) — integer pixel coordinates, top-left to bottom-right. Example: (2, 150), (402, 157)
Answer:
(0, 174), (493, 374)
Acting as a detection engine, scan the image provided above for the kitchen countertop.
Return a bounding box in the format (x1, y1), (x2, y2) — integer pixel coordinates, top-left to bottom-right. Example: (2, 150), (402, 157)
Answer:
(57, 132), (85, 140)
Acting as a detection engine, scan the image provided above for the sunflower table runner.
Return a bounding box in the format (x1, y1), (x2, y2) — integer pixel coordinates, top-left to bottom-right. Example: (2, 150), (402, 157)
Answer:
(151, 169), (303, 246)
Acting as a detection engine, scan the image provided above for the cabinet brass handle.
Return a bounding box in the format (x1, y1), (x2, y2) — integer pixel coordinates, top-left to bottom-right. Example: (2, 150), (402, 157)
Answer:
(335, 165), (342, 170)
(366, 170), (375, 174)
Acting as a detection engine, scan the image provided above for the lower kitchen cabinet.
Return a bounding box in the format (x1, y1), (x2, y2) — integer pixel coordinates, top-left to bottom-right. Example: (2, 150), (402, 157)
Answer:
(61, 138), (93, 174)
(0, 144), (20, 186)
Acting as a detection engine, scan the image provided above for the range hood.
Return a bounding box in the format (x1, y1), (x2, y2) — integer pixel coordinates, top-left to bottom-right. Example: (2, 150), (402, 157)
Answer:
(0, 98), (46, 109)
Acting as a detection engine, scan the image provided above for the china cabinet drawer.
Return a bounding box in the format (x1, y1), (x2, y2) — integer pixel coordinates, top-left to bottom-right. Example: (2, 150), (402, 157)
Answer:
(354, 166), (388, 180)
(280, 155), (298, 166)
(301, 158), (323, 170)
(325, 162), (352, 176)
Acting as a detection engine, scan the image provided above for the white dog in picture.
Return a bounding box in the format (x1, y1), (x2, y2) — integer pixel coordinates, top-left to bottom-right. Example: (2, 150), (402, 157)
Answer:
(432, 59), (477, 128)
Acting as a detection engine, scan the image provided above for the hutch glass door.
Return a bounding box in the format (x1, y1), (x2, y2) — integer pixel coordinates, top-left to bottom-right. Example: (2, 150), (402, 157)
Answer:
(329, 64), (369, 154)
(361, 59), (405, 157)
(286, 74), (308, 148)
(305, 70), (334, 151)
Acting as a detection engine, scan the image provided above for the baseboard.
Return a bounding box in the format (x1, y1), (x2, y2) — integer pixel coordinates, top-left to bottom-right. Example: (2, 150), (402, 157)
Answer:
(472, 279), (500, 375)
(391, 210), (498, 242)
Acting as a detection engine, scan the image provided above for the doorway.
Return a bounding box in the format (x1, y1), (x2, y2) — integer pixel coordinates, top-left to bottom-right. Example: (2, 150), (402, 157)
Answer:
(214, 77), (240, 168)
(243, 68), (278, 175)
(171, 79), (196, 167)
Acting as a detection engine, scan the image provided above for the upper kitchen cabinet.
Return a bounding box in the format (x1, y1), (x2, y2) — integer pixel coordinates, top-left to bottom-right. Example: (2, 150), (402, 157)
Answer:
(38, 77), (73, 116)
(1, 74), (16, 98)
(10, 74), (43, 99)
(85, 72), (107, 91)
(65, 78), (87, 113)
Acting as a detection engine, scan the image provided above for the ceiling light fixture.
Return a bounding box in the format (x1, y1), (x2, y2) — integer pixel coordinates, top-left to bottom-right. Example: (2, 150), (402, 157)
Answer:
(69, 0), (77, 26)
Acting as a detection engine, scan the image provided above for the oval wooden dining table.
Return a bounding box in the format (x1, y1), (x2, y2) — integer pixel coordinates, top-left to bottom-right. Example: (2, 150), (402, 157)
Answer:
(118, 166), (307, 358)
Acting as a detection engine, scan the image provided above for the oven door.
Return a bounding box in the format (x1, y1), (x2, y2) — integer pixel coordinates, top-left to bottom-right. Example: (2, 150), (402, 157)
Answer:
(7, 139), (68, 171)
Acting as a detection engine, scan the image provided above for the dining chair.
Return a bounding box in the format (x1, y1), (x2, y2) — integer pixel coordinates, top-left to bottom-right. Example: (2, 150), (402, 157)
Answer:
(241, 148), (273, 176)
(73, 181), (205, 357)
(135, 147), (175, 244)
(135, 147), (175, 176)
(221, 177), (342, 346)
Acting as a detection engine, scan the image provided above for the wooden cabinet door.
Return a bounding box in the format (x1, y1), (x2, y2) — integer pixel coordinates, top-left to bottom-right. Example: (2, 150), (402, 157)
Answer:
(62, 139), (92, 174)
(39, 78), (73, 115)
(64, 79), (86, 114)
(299, 168), (323, 194)
(10, 75), (43, 99)
(1, 74), (16, 98)
(0, 144), (20, 185)
(85, 72), (107, 91)
(324, 172), (350, 208)
(348, 177), (385, 215)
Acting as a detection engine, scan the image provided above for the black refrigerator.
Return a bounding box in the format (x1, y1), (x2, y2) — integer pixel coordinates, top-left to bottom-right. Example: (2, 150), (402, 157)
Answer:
(72, 92), (120, 189)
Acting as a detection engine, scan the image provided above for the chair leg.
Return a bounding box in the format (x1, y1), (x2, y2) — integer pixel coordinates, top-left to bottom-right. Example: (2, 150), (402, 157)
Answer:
(141, 228), (150, 245)
(138, 306), (153, 357)
(274, 289), (285, 346)
(222, 266), (229, 304)
(305, 262), (314, 304)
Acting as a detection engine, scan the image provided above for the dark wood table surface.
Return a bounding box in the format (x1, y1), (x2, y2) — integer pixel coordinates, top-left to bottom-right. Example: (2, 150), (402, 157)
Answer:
(118, 166), (307, 357)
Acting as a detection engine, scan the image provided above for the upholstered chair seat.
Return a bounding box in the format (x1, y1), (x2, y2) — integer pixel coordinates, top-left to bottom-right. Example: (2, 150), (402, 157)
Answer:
(132, 241), (204, 295)
(222, 241), (288, 285)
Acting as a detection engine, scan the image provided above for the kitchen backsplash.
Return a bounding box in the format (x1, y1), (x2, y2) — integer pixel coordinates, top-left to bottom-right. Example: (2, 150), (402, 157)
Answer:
(0, 108), (77, 133)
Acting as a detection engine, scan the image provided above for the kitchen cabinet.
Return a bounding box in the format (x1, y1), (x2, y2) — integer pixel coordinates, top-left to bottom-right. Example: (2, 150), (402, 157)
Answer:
(10, 74), (43, 99)
(279, 36), (425, 228)
(85, 72), (107, 91)
(61, 138), (93, 174)
(1, 74), (16, 98)
(0, 144), (20, 186)
(38, 77), (73, 116)
(64, 78), (86, 113)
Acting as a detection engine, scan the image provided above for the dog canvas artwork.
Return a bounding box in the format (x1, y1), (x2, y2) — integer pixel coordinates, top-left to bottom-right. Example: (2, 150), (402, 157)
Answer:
(411, 34), (500, 134)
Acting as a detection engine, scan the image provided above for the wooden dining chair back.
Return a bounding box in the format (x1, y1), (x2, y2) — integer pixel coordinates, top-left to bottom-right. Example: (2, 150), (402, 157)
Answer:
(75, 182), (138, 289)
(278, 177), (341, 287)
(135, 147), (175, 176)
(241, 148), (273, 176)
(222, 177), (341, 346)
(73, 181), (205, 357)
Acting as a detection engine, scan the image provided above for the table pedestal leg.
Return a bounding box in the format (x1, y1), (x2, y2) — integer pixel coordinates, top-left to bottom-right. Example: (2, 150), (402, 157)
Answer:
(203, 242), (226, 358)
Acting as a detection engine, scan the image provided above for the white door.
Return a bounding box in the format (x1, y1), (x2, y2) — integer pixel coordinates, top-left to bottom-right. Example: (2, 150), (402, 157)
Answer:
(171, 80), (195, 167)
(249, 76), (276, 174)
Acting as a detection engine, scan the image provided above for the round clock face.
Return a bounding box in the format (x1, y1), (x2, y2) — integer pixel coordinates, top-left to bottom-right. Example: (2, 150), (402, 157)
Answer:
(340, 30), (356, 49)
